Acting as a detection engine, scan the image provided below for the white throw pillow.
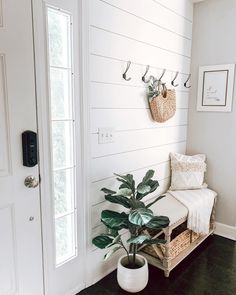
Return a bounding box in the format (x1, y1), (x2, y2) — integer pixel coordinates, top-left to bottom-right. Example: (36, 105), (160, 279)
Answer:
(169, 152), (207, 190)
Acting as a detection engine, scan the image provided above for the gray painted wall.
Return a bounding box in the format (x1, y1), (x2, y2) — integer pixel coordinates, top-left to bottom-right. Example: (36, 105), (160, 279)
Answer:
(187, 0), (236, 227)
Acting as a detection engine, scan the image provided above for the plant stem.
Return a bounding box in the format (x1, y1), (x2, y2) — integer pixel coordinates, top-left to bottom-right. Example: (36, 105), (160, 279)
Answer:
(129, 243), (133, 253)
(119, 239), (130, 265)
(133, 244), (137, 267)
(132, 228), (139, 267)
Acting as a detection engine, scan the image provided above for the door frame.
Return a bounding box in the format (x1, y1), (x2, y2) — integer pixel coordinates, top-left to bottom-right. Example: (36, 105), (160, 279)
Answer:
(31, 0), (90, 293)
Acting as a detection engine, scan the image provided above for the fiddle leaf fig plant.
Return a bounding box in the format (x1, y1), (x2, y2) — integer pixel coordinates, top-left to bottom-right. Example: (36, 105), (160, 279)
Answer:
(92, 170), (170, 268)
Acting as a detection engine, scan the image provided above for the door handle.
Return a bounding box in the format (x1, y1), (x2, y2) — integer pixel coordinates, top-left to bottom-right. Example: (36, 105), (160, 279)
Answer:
(24, 175), (39, 188)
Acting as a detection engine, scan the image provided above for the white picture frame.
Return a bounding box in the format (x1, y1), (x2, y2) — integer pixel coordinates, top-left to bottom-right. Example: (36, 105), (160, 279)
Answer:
(197, 64), (235, 112)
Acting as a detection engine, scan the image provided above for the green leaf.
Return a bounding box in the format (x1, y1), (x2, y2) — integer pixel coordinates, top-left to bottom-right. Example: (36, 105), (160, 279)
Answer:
(146, 216), (170, 229)
(104, 246), (122, 260)
(148, 85), (153, 91)
(137, 184), (151, 194)
(106, 234), (121, 248)
(146, 195), (165, 209)
(148, 180), (160, 192)
(129, 208), (153, 226)
(101, 210), (129, 230)
(101, 188), (116, 195)
(115, 173), (133, 186)
(92, 235), (114, 249)
(129, 199), (145, 209)
(107, 228), (119, 237)
(110, 235), (121, 247)
(105, 195), (131, 208)
(142, 169), (155, 184)
(136, 180), (159, 200)
(119, 183), (131, 190)
(127, 234), (150, 244)
(114, 188), (132, 197)
(115, 173), (135, 192)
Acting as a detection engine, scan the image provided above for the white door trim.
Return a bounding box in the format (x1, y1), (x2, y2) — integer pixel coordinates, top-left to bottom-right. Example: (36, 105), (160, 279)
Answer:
(31, 1), (53, 293)
(79, 0), (93, 287)
(31, 0), (89, 293)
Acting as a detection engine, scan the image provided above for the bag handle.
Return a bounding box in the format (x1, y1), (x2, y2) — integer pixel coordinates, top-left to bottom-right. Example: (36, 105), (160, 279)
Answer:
(156, 80), (167, 98)
(161, 83), (167, 98)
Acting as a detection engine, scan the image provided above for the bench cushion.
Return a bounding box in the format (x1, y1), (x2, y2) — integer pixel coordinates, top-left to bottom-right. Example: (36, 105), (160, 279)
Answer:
(151, 193), (188, 226)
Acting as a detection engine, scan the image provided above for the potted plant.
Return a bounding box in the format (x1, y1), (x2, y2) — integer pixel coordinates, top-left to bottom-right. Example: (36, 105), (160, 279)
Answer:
(92, 170), (170, 293)
(147, 76), (160, 101)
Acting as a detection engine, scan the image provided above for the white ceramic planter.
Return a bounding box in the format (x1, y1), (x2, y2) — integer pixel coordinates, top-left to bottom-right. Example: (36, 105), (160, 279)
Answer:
(117, 254), (148, 293)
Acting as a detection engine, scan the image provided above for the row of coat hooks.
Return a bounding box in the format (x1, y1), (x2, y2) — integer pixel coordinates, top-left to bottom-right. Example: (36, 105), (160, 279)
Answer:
(122, 61), (191, 88)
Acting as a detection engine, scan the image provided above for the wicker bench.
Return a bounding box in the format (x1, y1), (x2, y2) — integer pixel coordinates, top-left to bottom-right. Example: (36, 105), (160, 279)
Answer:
(139, 191), (217, 277)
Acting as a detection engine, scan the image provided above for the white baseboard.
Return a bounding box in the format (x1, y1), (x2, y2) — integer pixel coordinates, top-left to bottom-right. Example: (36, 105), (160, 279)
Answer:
(215, 222), (236, 241)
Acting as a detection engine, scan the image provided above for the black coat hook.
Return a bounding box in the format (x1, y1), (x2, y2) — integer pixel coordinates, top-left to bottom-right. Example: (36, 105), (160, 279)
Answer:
(184, 74), (191, 88)
(158, 69), (166, 81)
(123, 61), (132, 81)
(171, 71), (179, 87)
(142, 65), (151, 83)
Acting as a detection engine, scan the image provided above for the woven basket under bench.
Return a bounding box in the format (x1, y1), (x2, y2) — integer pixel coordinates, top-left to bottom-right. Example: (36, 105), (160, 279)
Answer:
(139, 197), (217, 277)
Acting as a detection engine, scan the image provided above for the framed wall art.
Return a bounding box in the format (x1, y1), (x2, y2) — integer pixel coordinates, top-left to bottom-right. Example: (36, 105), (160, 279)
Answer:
(197, 64), (235, 112)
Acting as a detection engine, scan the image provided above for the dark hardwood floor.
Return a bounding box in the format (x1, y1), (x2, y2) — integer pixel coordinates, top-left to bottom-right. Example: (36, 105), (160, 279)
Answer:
(79, 236), (236, 295)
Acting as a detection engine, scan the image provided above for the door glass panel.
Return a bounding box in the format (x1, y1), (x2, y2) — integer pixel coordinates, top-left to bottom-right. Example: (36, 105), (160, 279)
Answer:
(47, 6), (77, 266)
(54, 168), (74, 216)
(48, 8), (71, 68)
(55, 214), (76, 265)
(51, 121), (73, 169)
(50, 68), (72, 120)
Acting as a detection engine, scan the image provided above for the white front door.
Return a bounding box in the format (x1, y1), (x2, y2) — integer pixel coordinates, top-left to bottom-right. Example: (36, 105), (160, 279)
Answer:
(0, 0), (44, 295)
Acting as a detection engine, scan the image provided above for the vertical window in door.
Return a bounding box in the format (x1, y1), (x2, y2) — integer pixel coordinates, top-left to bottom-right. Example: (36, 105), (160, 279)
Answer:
(47, 7), (77, 266)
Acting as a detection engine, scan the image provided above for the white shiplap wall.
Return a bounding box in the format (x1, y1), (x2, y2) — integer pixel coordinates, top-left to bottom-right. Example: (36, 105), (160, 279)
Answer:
(86, 0), (193, 286)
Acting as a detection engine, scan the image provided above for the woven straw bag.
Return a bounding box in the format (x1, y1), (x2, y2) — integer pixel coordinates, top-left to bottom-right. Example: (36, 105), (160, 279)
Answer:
(149, 84), (176, 123)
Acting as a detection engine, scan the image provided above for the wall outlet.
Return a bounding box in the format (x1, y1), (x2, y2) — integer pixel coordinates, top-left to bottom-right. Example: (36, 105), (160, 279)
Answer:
(98, 128), (115, 144)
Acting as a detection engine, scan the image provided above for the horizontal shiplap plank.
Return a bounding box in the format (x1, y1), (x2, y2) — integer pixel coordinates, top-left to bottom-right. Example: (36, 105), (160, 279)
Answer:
(92, 126), (187, 158)
(154, 0), (193, 21)
(90, 82), (189, 109)
(90, 27), (191, 74)
(91, 108), (188, 133)
(100, 0), (193, 38)
(91, 141), (186, 182)
(91, 177), (170, 228)
(91, 161), (170, 205)
(90, 54), (191, 90)
(90, 0), (191, 57)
